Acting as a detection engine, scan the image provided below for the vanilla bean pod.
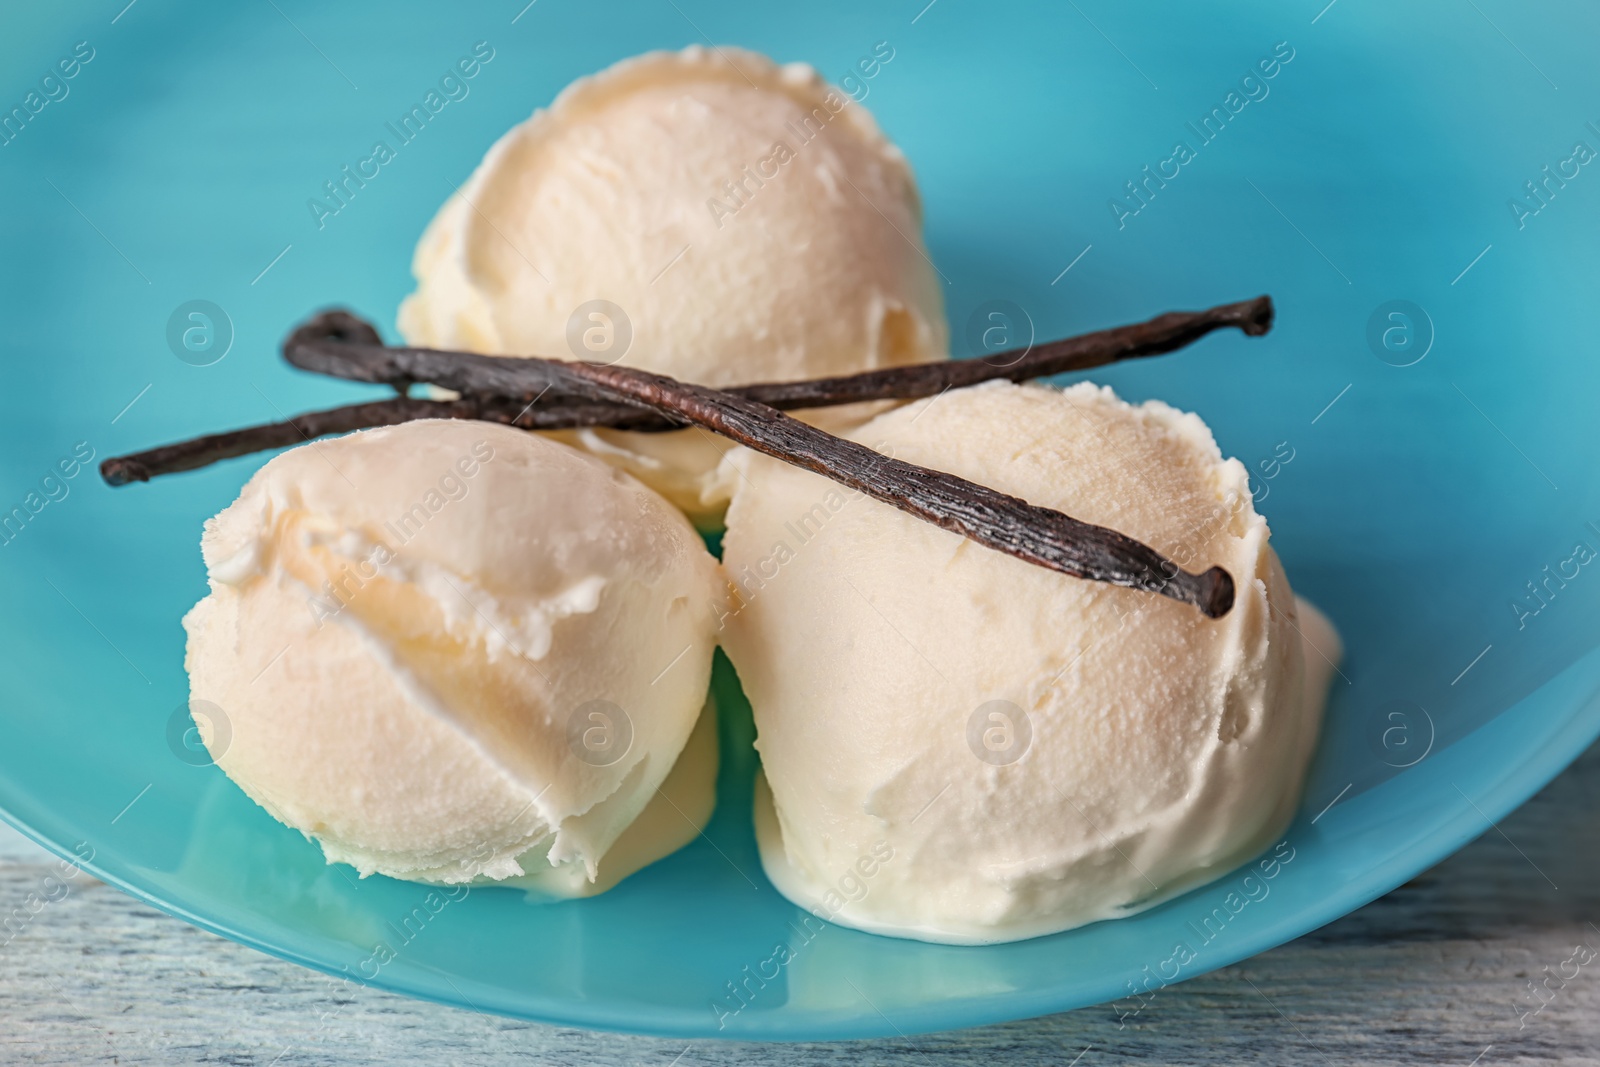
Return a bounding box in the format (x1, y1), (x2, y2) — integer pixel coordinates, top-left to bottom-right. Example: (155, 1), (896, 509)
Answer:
(101, 298), (1272, 483)
(283, 296), (1272, 431)
(100, 298), (1265, 614)
(289, 338), (1235, 616)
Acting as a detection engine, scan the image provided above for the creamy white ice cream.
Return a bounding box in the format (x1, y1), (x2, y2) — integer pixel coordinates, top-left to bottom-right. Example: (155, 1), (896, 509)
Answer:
(183, 420), (727, 893)
(719, 381), (1340, 943)
(398, 45), (947, 523)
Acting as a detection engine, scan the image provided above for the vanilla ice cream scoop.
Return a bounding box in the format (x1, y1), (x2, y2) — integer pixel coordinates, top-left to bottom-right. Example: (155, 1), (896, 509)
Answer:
(183, 420), (727, 893)
(398, 45), (947, 523)
(719, 381), (1340, 943)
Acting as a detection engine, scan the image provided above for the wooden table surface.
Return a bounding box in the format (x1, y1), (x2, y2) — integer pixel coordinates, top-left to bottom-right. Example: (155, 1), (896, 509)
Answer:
(2, 742), (1596, 1067)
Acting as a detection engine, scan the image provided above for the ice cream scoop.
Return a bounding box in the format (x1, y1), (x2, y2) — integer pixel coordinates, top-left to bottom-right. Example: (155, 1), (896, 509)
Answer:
(399, 45), (947, 523)
(719, 380), (1340, 943)
(182, 420), (726, 893)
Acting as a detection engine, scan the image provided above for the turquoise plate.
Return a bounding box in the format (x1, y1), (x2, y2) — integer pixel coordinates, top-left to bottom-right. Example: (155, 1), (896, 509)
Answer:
(3, 0), (1598, 1040)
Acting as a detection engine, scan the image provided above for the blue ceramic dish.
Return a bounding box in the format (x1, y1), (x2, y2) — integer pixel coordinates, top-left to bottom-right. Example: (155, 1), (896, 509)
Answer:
(2, 0), (1598, 1040)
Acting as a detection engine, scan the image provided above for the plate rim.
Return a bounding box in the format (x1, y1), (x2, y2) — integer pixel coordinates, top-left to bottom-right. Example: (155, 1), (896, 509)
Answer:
(4, 650), (1598, 1041)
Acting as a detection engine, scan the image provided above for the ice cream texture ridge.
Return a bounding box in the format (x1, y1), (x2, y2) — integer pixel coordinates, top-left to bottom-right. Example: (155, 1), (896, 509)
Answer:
(174, 45), (1340, 939)
(184, 421), (725, 894)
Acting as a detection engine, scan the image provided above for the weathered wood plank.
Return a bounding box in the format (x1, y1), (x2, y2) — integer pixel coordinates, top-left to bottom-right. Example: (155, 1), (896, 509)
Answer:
(2, 743), (1597, 1066)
